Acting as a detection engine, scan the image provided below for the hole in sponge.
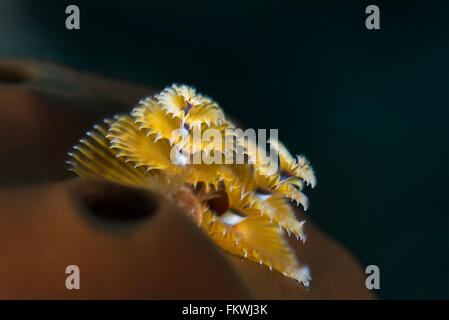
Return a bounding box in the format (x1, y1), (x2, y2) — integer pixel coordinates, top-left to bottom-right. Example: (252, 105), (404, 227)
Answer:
(0, 64), (30, 84)
(76, 181), (158, 222)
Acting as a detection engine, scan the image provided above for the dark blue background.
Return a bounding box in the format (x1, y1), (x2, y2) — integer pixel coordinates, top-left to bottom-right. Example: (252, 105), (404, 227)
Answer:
(0, 0), (447, 299)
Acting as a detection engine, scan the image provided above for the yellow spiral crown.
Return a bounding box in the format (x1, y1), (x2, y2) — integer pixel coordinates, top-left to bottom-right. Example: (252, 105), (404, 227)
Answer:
(68, 84), (316, 286)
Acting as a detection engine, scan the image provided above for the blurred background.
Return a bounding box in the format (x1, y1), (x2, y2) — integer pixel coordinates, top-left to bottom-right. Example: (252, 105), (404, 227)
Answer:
(0, 0), (447, 299)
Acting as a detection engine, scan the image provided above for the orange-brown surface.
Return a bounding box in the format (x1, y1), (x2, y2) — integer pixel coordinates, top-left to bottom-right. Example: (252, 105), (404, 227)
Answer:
(0, 60), (374, 299)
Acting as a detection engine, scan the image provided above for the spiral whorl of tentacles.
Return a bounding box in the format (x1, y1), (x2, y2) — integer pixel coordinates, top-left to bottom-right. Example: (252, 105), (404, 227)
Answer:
(67, 84), (316, 286)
